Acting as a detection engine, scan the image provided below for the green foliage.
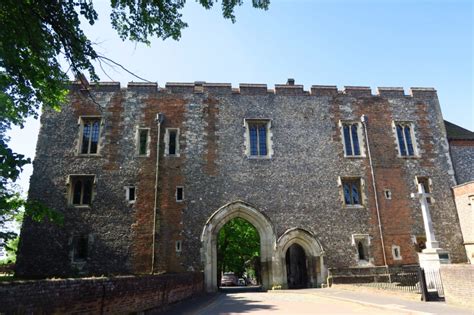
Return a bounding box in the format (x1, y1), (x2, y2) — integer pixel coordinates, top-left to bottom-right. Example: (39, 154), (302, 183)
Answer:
(0, 236), (19, 264)
(0, 0), (268, 252)
(217, 218), (260, 278)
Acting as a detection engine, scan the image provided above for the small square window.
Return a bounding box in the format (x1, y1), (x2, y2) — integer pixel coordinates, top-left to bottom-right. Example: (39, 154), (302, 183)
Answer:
(341, 178), (362, 206)
(245, 119), (272, 158)
(125, 186), (136, 203)
(79, 117), (101, 155)
(165, 128), (180, 156)
(392, 245), (402, 260)
(341, 122), (362, 157)
(384, 189), (392, 200)
(72, 235), (89, 262)
(69, 176), (95, 206)
(137, 128), (149, 156)
(176, 187), (184, 202)
(394, 122), (417, 157)
(175, 240), (182, 253)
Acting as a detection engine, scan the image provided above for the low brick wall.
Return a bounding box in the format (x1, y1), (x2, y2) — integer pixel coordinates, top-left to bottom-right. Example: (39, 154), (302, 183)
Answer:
(328, 265), (419, 285)
(0, 272), (203, 314)
(440, 264), (474, 309)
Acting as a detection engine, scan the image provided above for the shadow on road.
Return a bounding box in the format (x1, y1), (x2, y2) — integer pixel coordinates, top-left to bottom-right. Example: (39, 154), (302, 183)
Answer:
(161, 290), (274, 315)
(219, 285), (263, 293)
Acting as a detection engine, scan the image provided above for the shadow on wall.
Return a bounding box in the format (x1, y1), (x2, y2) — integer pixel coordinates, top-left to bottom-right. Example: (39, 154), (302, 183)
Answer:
(15, 174), (132, 278)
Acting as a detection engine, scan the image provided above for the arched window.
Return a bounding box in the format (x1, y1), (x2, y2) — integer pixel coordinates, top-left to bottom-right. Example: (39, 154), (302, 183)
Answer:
(342, 122), (362, 156)
(80, 117), (101, 154)
(70, 176), (94, 206)
(395, 122), (416, 156)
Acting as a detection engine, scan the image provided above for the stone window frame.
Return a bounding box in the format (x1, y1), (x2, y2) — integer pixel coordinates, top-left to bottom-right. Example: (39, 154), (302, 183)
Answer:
(69, 234), (94, 265)
(77, 116), (103, 156)
(391, 245), (402, 260)
(392, 121), (420, 158)
(125, 185), (136, 204)
(164, 128), (180, 157)
(338, 120), (366, 158)
(243, 118), (273, 159)
(383, 189), (392, 200)
(66, 174), (97, 208)
(338, 176), (367, 208)
(136, 127), (151, 157)
(415, 176), (434, 204)
(351, 234), (373, 265)
(175, 240), (182, 253)
(176, 186), (184, 202)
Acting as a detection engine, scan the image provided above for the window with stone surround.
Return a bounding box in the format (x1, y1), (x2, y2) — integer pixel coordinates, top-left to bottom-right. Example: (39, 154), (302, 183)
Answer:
(72, 234), (89, 262)
(137, 128), (150, 156)
(79, 117), (101, 155)
(340, 121), (364, 157)
(176, 186), (184, 202)
(244, 119), (272, 158)
(175, 240), (182, 253)
(165, 128), (180, 157)
(341, 178), (363, 206)
(394, 121), (418, 157)
(125, 186), (136, 204)
(352, 234), (371, 264)
(68, 175), (95, 206)
(384, 189), (392, 200)
(392, 245), (402, 260)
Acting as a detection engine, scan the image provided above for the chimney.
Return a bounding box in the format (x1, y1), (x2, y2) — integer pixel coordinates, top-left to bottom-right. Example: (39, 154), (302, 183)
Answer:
(287, 78), (295, 86)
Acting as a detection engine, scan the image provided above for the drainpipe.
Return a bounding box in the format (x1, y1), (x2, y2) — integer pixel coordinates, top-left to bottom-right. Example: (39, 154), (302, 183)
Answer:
(361, 115), (388, 269)
(151, 113), (164, 274)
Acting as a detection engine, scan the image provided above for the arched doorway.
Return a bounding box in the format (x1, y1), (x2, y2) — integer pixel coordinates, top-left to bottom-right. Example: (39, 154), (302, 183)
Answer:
(285, 243), (308, 289)
(276, 228), (325, 288)
(201, 201), (276, 292)
(217, 218), (261, 288)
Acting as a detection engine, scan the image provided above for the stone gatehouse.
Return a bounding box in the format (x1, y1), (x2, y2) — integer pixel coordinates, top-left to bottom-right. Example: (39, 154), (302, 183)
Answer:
(16, 79), (466, 291)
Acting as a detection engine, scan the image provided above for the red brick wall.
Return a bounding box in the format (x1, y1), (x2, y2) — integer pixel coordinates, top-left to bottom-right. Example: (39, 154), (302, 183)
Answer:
(0, 272), (203, 314)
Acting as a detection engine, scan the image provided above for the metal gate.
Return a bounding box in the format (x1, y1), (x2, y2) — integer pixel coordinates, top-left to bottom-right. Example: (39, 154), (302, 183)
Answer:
(419, 267), (444, 301)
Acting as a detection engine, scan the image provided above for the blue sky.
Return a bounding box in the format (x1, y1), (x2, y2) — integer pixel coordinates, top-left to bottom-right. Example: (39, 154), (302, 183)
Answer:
(8, 0), (473, 194)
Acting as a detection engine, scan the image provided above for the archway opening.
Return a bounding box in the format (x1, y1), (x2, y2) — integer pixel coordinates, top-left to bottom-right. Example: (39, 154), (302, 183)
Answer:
(285, 243), (308, 289)
(217, 217), (260, 288)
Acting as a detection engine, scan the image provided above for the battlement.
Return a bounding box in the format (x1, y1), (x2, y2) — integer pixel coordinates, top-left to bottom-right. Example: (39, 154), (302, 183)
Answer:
(68, 79), (438, 99)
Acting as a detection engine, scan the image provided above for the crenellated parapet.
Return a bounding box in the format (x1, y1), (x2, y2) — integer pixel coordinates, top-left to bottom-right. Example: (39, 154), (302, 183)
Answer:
(127, 82), (158, 92)
(67, 79), (438, 99)
(68, 81), (121, 92)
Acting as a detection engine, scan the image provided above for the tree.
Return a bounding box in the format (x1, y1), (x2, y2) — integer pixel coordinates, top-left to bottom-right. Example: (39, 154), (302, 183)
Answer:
(0, 0), (269, 251)
(217, 218), (260, 280)
(0, 236), (19, 264)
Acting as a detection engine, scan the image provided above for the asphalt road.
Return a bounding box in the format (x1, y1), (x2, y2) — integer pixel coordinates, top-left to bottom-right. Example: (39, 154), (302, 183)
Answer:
(163, 288), (473, 315)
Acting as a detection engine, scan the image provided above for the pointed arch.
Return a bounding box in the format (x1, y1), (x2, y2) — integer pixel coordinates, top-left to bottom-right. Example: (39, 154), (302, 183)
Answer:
(276, 228), (325, 288)
(201, 201), (276, 292)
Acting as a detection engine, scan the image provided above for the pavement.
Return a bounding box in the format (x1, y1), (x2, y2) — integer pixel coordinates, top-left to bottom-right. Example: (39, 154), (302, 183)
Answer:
(162, 287), (474, 315)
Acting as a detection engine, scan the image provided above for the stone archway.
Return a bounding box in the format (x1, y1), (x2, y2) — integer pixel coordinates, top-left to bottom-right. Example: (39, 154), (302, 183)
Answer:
(201, 201), (276, 292)
(276, 228), (325, 288)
